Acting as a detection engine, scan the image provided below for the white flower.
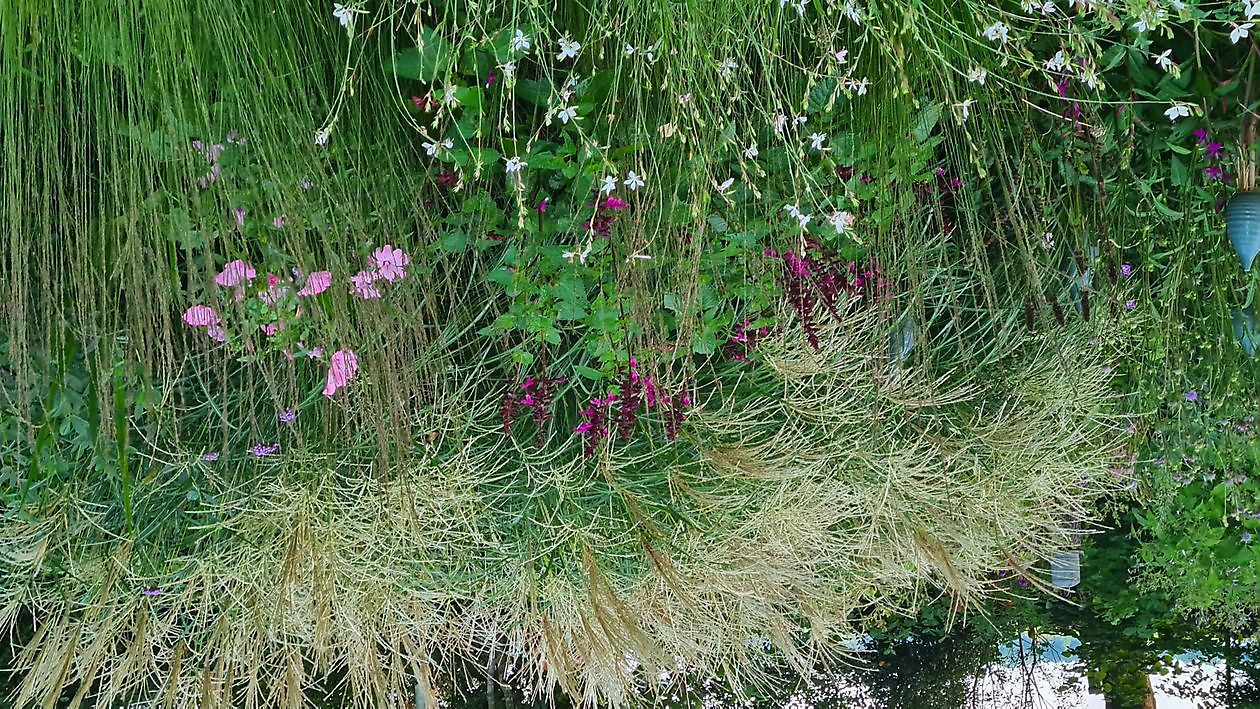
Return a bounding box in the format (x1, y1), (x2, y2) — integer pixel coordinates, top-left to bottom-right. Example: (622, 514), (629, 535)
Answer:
(843, 0), (862, 23)
(967, 67), (988, 85)
(557, 106), (578, 124)
(772, 113), (788, 136)
(624, 171), (645, 191)
(784, 204), (812, 228)
(795, 114), (808, 125)
(624, 44), (636, 56)
(955, 99), (975, 121)
(744, 142), (759, 159)
(719, 58), (738, 78)
(1153, 49), (1174, 71)
(422, 141), (439, 156)
(1248, 0), (1260, 20)
(830, 210), (855, 235)
(499, 62), (516, 80)
(1041, 0), (1058, 12)
(315, 127), (331, 146)
(601, 175), (617, 194)
(442, 138), (453, 151)
(1163, 104), (1191, 122)
(1231, 23), (1254, 45)
(847, 77), (869, 95)
(504, 156), (527, 173)
(557, 36), (581, 62)
(678, 93), (692, 106)
(833, 49), (849, 65)
(511, 29), (531, 53)
(442, 85), (459, 107)
(808, 132), (827, 150)
(562, 243), (593, 264)
(982, 22), (1010, 43)
(332, 3), (364, 29)
(1045, 50), (1070, 73)
(1079, 65), (1101, 89)
(780, 0), (806, 15)
(1041, 232), (1055, 249)
(717, 177), (735, 193)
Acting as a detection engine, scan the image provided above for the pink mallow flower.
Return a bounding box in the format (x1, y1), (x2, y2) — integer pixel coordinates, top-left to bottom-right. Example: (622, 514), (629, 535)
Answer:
(215, 259), (257, 287)
(323, 350), (359, 397)
(182, 305), (220, 327)
(373, 244), (411, 282)
(297, 271), (332, 296)
(350, 270), (382, 299)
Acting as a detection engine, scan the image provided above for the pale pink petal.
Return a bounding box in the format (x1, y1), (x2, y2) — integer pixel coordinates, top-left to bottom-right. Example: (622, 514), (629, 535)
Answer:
(322, 349), (359, 397)
(206, 324), (227, 342)
(297, 271), (332, 297)
(181, 305), (219, 327)
(373, 245), (410, 282)
(215, 259), (257, 287)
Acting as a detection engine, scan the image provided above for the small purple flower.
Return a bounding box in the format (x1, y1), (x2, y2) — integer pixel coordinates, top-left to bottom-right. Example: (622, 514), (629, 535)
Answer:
(202, 451), (220, 462)
(272, 214), (288, 229)
(1016, 578), (1029, 587)
(1205, 142), (1223, 159)
(249, 442), (280, 457)
(279, 409), (296, 424)
(141, 588), (163, 596)
(1120, 263), (1133, 278)
(1243, 533), (1253, 544)
(233, 207), (246, 227)
(1185, 390), (1199, 403)
(1193, 128), (1208, 145)
(1205, 166), (1225, 182)
(1126, 299), (1137, 310)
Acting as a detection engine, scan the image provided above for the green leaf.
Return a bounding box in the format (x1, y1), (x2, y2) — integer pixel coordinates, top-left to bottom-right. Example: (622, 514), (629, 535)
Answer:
(573, 365), (604, 381)
(514, 79), (551, 107)
(441, 231), (469, 253)
(912, 103), (943, 144)
(388, 28), (452, 83)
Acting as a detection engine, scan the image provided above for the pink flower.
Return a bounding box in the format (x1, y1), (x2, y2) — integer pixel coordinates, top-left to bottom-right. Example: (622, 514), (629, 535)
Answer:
(272, 214), (288, 228)
(182, 305), (220, 327)
(233, 207), (246, 227)
(297, 271), (332, 296)
(350, 270), (382, 299)
(215, 259), (257, 287)
(260, 322), (279, 336)
(322, 349), (359, 397)
(373, 245), (411, 282)
(206, 324), (227, 342)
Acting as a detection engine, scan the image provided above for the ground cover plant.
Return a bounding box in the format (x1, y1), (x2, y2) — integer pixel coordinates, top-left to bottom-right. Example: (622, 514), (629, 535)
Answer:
(2, 0), (1255, 706)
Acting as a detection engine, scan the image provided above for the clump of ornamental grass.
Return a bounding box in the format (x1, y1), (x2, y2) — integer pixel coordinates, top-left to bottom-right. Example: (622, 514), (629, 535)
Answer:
(0, 274), (1130, 707)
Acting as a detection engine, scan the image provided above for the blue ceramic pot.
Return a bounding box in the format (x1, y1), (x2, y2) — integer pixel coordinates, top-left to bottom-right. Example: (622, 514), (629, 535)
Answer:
(1233, 307), (1260, 357)
(1227, 192), (1260, 272)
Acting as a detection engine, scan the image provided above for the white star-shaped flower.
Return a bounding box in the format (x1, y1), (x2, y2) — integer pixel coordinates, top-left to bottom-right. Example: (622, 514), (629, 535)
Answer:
(333, 3), (365, 29)
(719, 58), (738, 78)
(557, 106), (578, 124)
(1045, 50), (1069, 73)
(510, 29), (531, 53)
(843, 0), (862, 23)
(1153, 49), (1174, 71)
(848, 77), (869, 95)
(772, 113), (788, 136)
(624, 171), (645, 191)
(809, 132), (827, 150)
(830, 210), (855, 235)
(967, 67), (988, 84)
(1231, 23), (1254, 45)
(982, 22), (1010, 43)
(557, 37), (581, 62)
(422, 141), (439, 156)
(624, 44), (636, 56)
(955, 99), (975, 121)
(315, 128), (330, 146)
(1248, 0), (1260, 20)
(601, 175), (617, 194)
(744, 142), (759, 160)
(499, 62), (516, 80)
(504, 156), (527, 173)
(1164, 104), (1191, 122)
(833, 49), (849, 65)
(679, 93), (692, 106)
(717, 177), (735, 193)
